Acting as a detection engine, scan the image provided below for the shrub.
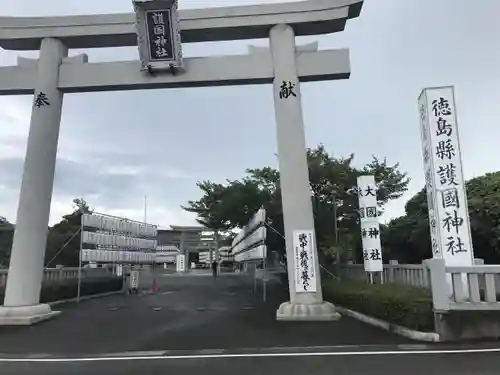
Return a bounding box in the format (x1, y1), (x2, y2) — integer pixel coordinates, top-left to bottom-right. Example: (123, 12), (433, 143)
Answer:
(0, 277), (123, 304)
(323, 279), (434, 332)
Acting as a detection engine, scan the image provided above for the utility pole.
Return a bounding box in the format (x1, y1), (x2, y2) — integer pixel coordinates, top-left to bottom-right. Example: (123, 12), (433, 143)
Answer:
(332, 195), (342, 278)
(332, 195), (339, 246)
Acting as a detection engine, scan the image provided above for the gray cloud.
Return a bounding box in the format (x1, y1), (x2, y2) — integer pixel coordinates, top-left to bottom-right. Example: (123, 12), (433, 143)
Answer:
(0, 155), (188, 203)
(2, 0), (500, 227)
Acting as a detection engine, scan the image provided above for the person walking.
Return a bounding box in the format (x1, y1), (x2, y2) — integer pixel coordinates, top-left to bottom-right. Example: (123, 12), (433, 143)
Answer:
(211, 260), (218, 279)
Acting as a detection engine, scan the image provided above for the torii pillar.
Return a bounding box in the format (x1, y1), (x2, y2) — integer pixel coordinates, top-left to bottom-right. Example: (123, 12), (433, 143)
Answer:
(0, 38), (67, 324)
(270, 24), (340, 321)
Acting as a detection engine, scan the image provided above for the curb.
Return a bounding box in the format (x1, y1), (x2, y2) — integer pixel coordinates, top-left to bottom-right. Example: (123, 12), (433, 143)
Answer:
(48, 290), (126, 307)
(336, 306), (440, 342)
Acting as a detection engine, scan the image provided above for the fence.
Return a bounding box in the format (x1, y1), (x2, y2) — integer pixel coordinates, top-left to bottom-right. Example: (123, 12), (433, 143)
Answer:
(425, 258), (500, 312)
(0, 267), (114, 288)
(337, 260), (430, 288)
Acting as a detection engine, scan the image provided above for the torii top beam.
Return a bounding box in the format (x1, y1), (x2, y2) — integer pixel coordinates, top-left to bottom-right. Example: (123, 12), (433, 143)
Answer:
(0, 0), (363, 51)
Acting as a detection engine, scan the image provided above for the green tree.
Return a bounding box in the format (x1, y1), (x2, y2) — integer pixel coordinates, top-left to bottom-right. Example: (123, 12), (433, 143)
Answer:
(0, 217), (14, 268)
(0, 199), (93, 268)
(183, 144), (410, 263)
(383, 171), (500, 264)
(45, 198), (92, 267)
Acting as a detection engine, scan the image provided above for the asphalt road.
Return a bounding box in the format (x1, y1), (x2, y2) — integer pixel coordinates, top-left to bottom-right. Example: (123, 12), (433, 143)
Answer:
(1, 270), (500, 374)
(3, 348), (500, 375)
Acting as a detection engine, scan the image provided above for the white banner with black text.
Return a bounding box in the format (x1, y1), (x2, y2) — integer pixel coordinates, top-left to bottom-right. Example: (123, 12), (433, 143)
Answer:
(292, 229), (317, 293)
(418, 86), (474, 266)
(357, 175), (383, 272)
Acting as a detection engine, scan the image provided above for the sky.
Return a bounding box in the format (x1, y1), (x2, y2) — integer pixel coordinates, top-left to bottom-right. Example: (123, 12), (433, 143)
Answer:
(0, 0), (499, 229)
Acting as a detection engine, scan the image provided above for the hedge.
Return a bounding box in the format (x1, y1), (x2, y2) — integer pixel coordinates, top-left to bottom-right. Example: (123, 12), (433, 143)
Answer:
(323, 279), (435, 332)
(0, 277), (123, 305)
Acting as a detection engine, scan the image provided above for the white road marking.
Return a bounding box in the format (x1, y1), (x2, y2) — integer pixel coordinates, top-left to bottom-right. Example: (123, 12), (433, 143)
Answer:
(101, 351), (166, 357)
(1, 347), (500, 363)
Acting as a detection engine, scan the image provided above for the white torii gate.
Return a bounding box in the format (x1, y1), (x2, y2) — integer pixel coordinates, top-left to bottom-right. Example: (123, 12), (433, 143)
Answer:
(0, 0), (363, 324)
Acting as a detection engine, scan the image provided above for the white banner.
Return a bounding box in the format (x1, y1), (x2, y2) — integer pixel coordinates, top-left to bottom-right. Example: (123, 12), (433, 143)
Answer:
(232, 226), (266, 255)
(81, 213), (158, 265)
(82, 231), (156, 250)
(176, 254), (186, 272)
(232, 208), (266, 247)
(129, 270), (139, 289)
(82, 214), (158, 238)
(81, 249), (154, 264)
(82, 249), (90, 262)
(357, 175), (383, 272)
(292, 230), (317, 293)
(231, 207), (267, 263)
(418, 86), (474, 265)
(234, 245), (267, 263)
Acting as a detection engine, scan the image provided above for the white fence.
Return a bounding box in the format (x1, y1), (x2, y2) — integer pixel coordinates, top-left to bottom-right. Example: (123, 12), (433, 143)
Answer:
(338, 260), (430, 288)
(425, 258), (500, 312)
(0, 267), (114, 288)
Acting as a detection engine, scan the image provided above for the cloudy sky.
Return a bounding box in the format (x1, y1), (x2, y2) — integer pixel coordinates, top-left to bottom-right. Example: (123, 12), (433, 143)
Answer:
(0, 0), (499, 229)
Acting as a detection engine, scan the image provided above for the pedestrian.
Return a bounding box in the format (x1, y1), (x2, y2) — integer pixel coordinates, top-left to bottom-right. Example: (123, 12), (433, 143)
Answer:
(211, 260), (218, 279)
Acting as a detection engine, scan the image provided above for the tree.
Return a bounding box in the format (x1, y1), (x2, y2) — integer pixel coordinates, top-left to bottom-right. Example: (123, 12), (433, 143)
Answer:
(183, 144), (410, 263)
(44, 198), (92, 267)
(0, 217), (14, 268)
(383, 171), (500, 264)
(0, 199), (92, 268)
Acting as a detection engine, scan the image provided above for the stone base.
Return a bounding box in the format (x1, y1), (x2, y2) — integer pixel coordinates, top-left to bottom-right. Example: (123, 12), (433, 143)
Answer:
(276, 301), (341, 321)
(0, 304), (61, 326)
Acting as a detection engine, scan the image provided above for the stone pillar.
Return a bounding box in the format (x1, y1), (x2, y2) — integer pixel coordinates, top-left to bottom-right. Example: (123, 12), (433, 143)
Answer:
(0, 38), (67, 325)
(270, 24), (339, 321)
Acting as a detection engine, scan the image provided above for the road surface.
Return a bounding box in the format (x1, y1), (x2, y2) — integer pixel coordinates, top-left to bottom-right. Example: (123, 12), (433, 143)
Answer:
(0, 270), (499, 374)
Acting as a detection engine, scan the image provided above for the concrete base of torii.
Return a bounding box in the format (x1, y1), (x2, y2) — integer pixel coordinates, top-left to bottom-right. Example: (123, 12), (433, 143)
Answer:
(276, 301), (341, 321)
(0, 304), (61, 326)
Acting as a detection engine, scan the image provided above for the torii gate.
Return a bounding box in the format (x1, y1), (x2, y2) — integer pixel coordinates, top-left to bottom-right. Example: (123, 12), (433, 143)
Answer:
(0, 0), (363, 324)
